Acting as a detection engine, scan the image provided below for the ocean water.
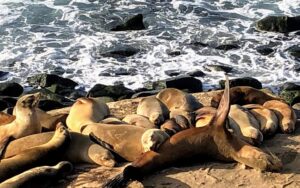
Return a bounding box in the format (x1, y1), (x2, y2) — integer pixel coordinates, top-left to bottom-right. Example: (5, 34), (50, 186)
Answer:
(0, 0), (299, 91)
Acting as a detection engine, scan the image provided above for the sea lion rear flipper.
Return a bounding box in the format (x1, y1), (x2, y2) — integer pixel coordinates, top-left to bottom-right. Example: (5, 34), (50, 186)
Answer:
(0, 136), (11, 159)
(212, 76), (230, 128)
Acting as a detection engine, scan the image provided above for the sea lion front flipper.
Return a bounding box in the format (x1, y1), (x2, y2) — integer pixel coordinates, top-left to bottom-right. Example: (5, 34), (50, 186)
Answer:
(0, 137), (11, 159)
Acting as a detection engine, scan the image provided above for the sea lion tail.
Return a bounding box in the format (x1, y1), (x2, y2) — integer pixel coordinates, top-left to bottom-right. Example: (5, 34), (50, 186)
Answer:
(212, 75), (230, 128)
(103, 165), (138, 188)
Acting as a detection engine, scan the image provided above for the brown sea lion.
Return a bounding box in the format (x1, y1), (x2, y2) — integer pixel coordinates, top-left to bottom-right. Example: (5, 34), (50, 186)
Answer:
(169, 109), (195, 126)
(263, 100), (296, 133)
(104, 77), (282, 188)
(100, 116), (126, 125)
(141, 129), (170, 152)
(66, 97), (110, 132)
(122, 114), (156, 129)
(0, 125), (70, 182)
(0, 161), (73, 188)
(3, 127), (116, 167)
(194, 106), (217, 128)
(228, 104), (263, 145)
(0, 112), (15, 126)
(211, 86), (280, 107)
(136, 97), (169, 126)
(156, 88), (202, 112)
(243, 104), (278, 136)
(0, 93), (42, 158)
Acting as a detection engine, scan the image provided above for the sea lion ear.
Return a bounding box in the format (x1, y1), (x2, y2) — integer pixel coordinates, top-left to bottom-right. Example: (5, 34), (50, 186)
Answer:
(212, 75), (230, 128)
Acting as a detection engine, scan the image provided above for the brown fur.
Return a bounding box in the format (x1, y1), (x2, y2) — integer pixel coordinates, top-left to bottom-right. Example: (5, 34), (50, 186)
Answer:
(195, 106), (217, 127)
(0, 112), (15, 126)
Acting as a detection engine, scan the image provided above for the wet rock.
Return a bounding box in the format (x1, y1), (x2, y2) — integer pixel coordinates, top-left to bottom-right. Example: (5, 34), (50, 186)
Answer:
(87, 84), (134, 100)
(38, 99), (66, 111)
(219, 77), (262, 89)
(29, 25), (60, 33)
(281, 82), (300, 91)
(0, 82), (23, 97)
(101, 48), (139, 58)
(115, 68), (137, 76)
(167, 51), (181, 56)
(280, 90), (300, 105)
(256, 45), (274, 55)
(0, 97), (17, 111)
(187, 70), (206, 77)
(27, 74), (78, 89)
(131, 90), (160, 99)
(46, 84), (84, 99)
(286, 45), (300, 59)
(54, 0), (72, 5)
(51, 66), (66, 75)
(164, 70), (182, 77)
(111, 14), (146, 31)
(0, 100), (7, 111)
(0, 71), (9, 81)
(153, 76), (203, 93)
(204, 65), (234, 73)
(215, 44), (239, 51)
(68, 90), (87, 100)
(256, 15), (300, 33)
(26, 88), (73, 105)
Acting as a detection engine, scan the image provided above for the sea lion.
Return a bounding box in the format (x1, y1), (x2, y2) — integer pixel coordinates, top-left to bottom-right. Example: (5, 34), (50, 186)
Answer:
(36, 108), (68, 131)
(263, 100), (296, 133)
(66, 97), (110, 132)
(0, 161), (73, 188)
(104, 76), (282, 188)
(122, 114), (156, 129)
(0, 125), (70, 182)
(156, 88), (202, 111)
(211, 86), (279, 107)
(194, 106), (217, 128)
(228, 104), (263, 145)
(243, 104), (278, 136)
(0, 112), (15, 126)
(169, 109), (195, 126)
(100, 116), (126, 125)
(141, 129), (170, 152)
(136, 97), (169, 126)
(3, 126), (116, 167)
(0, 93), (42, 158)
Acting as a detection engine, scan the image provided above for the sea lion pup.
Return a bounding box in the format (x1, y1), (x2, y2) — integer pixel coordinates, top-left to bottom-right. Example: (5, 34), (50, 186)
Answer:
(104, 77), (282, 188)
(136, 97), (169, 126)
(0, 112), (15, 126)
(243, 104), (278, 137)
(3, 125), (116, 167)
(0, 161), (73, 188)
(66, 97), (110, 132)
(156, 88), (202, 112)
(169, 109), (195, 126)
(211, 86), (279, 107)
(0, 125), (70, 182)
(0, 93), (42, 158)
(122, 114), (156, 129)
(194, 106), (217, 128)
(228, 104), (263, 145)
(263, 100), (296, 134)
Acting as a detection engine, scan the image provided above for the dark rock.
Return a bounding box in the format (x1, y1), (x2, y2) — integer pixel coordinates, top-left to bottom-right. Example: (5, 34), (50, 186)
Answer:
(215, 44), (239, 51)
(280, 90), (300, 105)
(256, 15), (300, 33)
(0, 82), (23, 97)
(87, 84), (134, 100)
(164, 70), (182, 77)
(153, 76), (203, 93)
(219, 77), (262, 89)
(38, 99), (66, 111)
(0, 71), (9, 80)
(187, 70), (206, 77)
(0, 96), (17, 107)
(50, 66), (65, 75)
(111, 14), (146, 31)
(115, 68), (137, 76)
(26, 88), (73, 104)
(101, 48), (139, 58)
(27, 74), (78, 89)
(280, 82), (300, 91)
(256, 45), (274, 55)
(167, 51), (181, 56)
(204, 65), (234, 73)
(286, 45), (300, 59)
(190, 42), (209, 47)
(68, 90), (87, 100)
(2, 107), (14, 115)
(131, 90), (160, 99)
(54, 0), (72, 5)
(0, 100), (8, 111)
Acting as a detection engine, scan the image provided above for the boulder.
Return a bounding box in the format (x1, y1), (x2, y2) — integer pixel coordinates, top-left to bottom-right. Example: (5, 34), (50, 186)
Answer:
(256, 15), (300, 33)
(187, 70), (206, 77)
(87, 84), (134, 100)
(110, 14), (146, 31)
(38, 99), (67, 111)
(131, 90), (160, 99)
(256, 45), (274, 55)
(215, 44), (239, 51)
(219, 77), (262, 89)
(27, 74), (78, 89)
(280, 90), (300, 105)
(204, 65), (234, 73)
(0, 82), (23, 97)
(287, 45), (300, 59)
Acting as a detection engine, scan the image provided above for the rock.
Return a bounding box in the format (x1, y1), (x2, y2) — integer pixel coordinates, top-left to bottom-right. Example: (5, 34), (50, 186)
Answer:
(256, 45), (274, 55)
(38, 99), (66, 111)
(281, 82), (300, 91)
(167, 51), (181, 56)
(0, 100), (8, 111)
(54, 0), (72, 5)
(96, 97), (115, 103)
(204, 65), (234, 73)
(87, 84), (134, 100)
(286, 45), (300, 59)
(0, 82), (23, 97)
(111, 14), (146, 31)
(101, 48), (139, 58)
(26, 88), (73, 105)
(114, 68), (137, 76)
(153, 76), (203, 93)
(50, 66), (66, 75)
(27, 74), (78, 89)
(219, 77), (262, 89)
(256, 15), (300, 33)
(215, 44), (239, 51)
(187, 70), (206, 77)
(0, 71), (9, 81)
(279, 90), (300, 105)
(131, 90), (160, 99)
(164, 70), (182, 77)
(2, 107), (14, 115)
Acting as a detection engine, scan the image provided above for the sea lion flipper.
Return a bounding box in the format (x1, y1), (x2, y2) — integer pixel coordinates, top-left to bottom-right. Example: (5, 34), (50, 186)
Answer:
(0, 136), (11, 159)
(212, 75), (230, 128)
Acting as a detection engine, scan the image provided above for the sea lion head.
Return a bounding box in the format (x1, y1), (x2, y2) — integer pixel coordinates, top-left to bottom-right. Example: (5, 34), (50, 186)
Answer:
(149, 112), (164, 126)
(17, 93), (41, 109)
(141, 129), (170, 152)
